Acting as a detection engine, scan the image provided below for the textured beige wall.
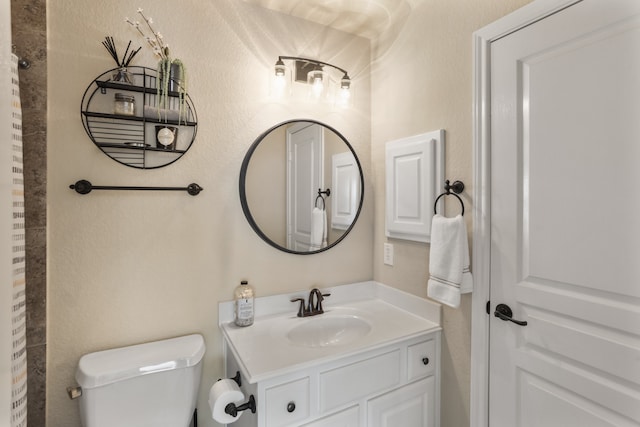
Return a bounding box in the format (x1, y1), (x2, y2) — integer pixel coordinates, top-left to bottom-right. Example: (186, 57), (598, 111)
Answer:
(370, 0), (531, 426)
(245, 126), (286, 246)
(46, 0), (540, 425)
(47, 1), (371, 426)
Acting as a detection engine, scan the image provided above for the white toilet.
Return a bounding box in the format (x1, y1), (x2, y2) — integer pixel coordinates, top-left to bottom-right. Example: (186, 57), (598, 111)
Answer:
(74, 334), (205, 427)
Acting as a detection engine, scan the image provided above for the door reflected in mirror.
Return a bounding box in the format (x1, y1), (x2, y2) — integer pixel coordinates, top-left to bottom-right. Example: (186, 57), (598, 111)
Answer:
(240, 120), (364, 254)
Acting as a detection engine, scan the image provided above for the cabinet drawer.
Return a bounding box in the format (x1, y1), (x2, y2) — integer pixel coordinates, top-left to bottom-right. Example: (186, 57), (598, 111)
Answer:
(320, 349), (401, 412)
(407, 339), (436, 381)
(265, 377), (310, 427)
(300, 406), (359, 427)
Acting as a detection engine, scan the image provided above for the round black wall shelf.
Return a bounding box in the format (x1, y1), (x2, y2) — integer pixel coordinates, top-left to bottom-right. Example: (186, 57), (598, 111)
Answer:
(80, 66), (198, 169)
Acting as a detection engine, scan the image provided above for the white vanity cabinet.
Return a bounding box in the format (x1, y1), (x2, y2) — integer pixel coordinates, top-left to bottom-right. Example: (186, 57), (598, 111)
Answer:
(224, 331), (440, 427)
(218, 281), (442, 427)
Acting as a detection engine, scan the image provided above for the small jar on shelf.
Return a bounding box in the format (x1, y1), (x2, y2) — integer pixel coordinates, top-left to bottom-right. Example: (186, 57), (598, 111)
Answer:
(114, 93), (135, 116)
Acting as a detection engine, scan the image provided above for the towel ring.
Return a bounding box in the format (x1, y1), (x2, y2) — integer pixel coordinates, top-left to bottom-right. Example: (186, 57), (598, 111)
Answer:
(315, 188), (330, 211)
(433, 180), (465, 216)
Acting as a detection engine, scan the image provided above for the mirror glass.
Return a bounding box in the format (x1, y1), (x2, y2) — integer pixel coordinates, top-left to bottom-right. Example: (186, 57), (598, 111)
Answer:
(240, 120), (364, 254)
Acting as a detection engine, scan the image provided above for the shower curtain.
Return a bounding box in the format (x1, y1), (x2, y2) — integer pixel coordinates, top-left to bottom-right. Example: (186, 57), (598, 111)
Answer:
(9, 51), (28, 427)
(1, 3), (28, 425)
(1, 2), (27, 422)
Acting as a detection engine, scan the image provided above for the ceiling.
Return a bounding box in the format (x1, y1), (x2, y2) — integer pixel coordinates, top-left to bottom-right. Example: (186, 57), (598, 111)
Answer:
(242, 0), (415, 39)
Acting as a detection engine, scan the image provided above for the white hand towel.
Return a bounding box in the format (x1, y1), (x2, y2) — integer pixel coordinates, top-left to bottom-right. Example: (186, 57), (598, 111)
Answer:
(427, 214), (473, 308)
(309, 207), (327, 251)
(322, 209), (327, 248)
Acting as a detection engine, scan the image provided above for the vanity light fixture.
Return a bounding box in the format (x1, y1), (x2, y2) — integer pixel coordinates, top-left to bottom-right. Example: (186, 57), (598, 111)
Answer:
(272, 56), (352, 106)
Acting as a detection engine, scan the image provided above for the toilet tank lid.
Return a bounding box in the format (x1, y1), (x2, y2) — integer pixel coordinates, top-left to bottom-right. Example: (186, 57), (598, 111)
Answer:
(76, 334), (205, 389)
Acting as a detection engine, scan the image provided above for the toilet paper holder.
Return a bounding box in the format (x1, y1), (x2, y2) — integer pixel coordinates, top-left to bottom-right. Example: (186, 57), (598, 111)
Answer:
(230, 371), (241, 387)
(225, 395), (256, 417)
(215, 371), (256, 418)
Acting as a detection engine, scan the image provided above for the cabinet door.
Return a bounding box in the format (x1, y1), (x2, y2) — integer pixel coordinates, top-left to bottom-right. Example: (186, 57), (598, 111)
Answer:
(385, 130), (444, 243)
(367, 377), (435, 427)
(300, 406), (359, 427)
(331, 151), (359, 230)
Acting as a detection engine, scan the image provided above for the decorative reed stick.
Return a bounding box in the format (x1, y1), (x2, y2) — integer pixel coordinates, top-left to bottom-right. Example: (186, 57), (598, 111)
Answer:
(102, 36), (141, 67)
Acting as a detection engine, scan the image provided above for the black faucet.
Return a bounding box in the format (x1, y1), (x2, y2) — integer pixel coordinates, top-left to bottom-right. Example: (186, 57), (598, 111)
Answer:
(290, 288), (331, 317)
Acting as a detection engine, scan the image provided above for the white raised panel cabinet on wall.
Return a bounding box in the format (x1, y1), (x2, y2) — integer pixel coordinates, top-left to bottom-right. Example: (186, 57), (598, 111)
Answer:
(385, 130), (444, 243)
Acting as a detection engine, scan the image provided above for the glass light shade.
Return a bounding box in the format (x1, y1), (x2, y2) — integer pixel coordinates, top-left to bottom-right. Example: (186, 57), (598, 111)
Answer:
(270, 63), (291, 98)
(335, 75), (352, 107)
(307, 68), (328, 100)
(336, 86), (352, 108)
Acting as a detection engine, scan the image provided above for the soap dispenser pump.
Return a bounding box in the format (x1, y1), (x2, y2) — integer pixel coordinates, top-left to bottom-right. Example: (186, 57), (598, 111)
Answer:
(234, 280), (254, 327)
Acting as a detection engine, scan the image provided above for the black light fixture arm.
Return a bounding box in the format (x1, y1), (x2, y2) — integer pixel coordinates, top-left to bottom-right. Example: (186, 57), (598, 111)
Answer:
(277, 56), (350, 77)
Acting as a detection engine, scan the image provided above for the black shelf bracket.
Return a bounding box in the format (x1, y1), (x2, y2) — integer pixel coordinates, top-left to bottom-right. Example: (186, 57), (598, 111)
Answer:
(70, 179), (203, 196)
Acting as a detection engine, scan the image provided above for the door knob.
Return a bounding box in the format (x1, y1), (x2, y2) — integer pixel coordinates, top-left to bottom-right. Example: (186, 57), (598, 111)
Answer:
(494, 303), (528, 326)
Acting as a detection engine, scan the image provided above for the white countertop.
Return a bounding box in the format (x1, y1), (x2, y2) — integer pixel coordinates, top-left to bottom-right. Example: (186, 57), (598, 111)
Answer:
(219, 281), (441, 383)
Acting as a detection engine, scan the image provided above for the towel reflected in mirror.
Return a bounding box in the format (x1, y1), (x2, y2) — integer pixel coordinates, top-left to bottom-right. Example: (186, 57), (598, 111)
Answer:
(309, 207), (327, 251)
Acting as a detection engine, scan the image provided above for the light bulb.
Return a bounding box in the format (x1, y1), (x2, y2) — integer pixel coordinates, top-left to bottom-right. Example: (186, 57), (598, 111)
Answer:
(340, 87), (351, 100)
(271, 59), (290, 98)
(308, 69), (325, 99)
(274, 74), (286, 90)
(312, 77), (324, 97)
(336, 74), (352, 107)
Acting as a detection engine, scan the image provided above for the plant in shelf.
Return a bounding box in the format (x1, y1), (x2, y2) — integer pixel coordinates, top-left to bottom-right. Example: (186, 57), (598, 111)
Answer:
(126, 8), (187, 123)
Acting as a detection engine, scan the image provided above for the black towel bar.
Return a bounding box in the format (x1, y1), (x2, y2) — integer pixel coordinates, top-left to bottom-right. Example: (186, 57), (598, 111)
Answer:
(69, 179), (203, 196)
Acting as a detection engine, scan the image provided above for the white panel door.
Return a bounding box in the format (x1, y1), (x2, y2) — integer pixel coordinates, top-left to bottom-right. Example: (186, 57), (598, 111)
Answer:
(489, 1), (640, 426)
(286, 123), (323, 251)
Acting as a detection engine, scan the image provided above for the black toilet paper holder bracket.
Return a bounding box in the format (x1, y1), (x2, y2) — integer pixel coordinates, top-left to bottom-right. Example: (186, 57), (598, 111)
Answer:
(230, 371), (241, 387)
(225, 395), (256, 417)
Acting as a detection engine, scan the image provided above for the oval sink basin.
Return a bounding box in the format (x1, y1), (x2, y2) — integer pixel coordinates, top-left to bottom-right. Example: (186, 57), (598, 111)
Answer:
(286, 315), (372, 348)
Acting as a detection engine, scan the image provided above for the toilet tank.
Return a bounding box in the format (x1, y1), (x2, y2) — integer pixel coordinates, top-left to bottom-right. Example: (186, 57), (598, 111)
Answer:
(75, 334), (205, 427)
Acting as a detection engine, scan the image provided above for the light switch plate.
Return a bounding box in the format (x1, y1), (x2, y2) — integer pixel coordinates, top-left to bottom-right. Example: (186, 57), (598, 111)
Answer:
(384, 243), (394, 266)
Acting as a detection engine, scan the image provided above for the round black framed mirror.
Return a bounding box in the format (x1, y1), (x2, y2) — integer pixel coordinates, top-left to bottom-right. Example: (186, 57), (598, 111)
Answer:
(240, 120), (364, 254)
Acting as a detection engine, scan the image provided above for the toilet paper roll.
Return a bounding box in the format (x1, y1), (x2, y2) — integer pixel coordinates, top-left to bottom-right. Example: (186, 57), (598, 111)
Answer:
(209, 379), (245, 424)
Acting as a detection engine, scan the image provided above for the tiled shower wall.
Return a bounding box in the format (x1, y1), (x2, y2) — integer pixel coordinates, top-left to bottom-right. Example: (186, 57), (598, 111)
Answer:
(11, 0), (47, 425)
